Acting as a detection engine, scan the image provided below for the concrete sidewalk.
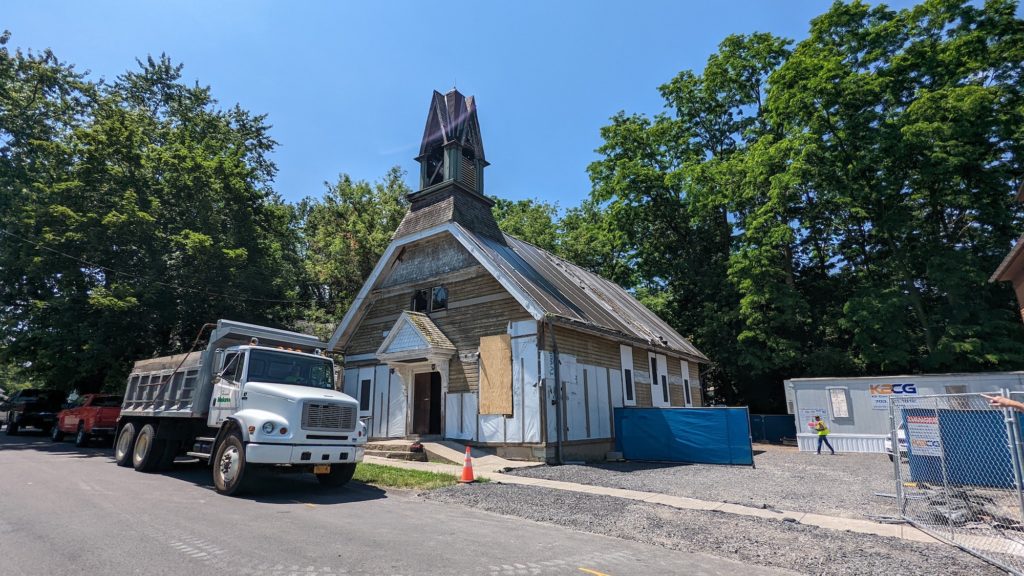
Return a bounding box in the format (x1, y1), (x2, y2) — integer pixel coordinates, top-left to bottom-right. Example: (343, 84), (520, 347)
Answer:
(361, 455), (941, 545)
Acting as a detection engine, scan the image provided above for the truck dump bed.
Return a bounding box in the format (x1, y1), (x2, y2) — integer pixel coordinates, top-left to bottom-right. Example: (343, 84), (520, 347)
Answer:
(120, 320), (328, 419)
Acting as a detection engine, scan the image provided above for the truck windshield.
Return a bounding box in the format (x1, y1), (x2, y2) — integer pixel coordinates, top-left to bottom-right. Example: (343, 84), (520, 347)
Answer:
(246, 350), (334, 389)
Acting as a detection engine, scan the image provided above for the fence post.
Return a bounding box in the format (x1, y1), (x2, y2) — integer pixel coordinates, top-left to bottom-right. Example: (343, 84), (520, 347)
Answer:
(1001, 388), (1024, 526)
(932, 395), (957, 543)
(889, 400), (904, 518)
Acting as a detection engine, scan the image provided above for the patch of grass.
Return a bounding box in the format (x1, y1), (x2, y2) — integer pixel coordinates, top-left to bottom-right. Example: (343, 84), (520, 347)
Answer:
(353, 463), (489, 489)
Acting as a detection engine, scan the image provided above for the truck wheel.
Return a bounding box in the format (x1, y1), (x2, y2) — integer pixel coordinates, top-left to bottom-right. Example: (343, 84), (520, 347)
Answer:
(316, 463), (357, 488)
(74, 425), (89, 448)
(213, 433), (251, 496)
(51, 425), (65, 442)
(132, 424), (165, 472)
(114, 423), (136, 466)
(6, 418), (18, 436)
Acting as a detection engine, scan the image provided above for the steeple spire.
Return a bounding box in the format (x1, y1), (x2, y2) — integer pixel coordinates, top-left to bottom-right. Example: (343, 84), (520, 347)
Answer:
(394, 89), (502, 242)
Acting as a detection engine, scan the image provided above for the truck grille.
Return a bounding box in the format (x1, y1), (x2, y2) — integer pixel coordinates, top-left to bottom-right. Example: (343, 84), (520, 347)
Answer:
(302, 402), (356, 432)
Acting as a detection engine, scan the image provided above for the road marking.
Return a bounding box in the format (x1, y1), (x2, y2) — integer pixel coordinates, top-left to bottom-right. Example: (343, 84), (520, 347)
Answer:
(578, 569), (611, 576)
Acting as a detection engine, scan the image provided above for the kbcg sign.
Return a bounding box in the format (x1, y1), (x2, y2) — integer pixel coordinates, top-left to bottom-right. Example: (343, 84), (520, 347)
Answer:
(871, 383), (918, 410)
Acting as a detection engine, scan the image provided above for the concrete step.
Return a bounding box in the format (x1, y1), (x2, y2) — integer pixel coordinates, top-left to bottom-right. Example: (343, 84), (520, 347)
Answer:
(364, 449), (427, 462)
(365, 441), (420, 452)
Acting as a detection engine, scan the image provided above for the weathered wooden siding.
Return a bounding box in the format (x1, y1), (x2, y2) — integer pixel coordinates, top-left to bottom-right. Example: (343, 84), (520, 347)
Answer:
(689, 362), (703, 406)
(346, 269), (531, 394)
(669, 384), (685, 407)
(549, 326), (620, 369)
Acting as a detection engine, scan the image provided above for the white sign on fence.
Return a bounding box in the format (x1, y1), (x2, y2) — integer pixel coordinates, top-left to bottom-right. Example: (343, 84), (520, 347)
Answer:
(906, 414), (941, 457)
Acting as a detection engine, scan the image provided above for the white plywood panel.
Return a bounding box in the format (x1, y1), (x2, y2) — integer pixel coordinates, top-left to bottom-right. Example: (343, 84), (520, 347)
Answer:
(505, 337), (526, 443)
(343, 368), (358, 398)
(521, 337), (541, 443)
(609, 366), (623, 409)
(357, 366), (375, 418)
(567, 362), (587, 441)
(446, 393), (463, 439)
(542, 352), (558, 444)
(509, 319), (537, 337)
(373, 365), (389, 438)
(585, 365), (601, 439)
(620, 345), (636, 406)
(387, 371), (406, 438)
(462, 393), (479, 441)
(479, 414), (505, 443)
(595, 367), (610, 439)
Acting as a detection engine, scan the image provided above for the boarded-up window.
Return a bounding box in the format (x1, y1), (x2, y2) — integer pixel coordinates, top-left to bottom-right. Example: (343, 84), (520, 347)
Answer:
(479, 334), (512, 415)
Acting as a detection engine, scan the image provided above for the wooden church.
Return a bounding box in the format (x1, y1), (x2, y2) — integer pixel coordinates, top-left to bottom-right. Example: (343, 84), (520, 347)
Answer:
(327, 89), (708, 461)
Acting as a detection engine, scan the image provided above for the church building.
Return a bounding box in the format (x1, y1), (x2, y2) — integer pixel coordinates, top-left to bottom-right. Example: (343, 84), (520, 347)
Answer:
(327, 89), (708, 461)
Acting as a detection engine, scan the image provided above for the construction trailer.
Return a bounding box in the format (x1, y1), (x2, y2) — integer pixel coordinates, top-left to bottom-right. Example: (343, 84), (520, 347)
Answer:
(784, 372), (1024, 453)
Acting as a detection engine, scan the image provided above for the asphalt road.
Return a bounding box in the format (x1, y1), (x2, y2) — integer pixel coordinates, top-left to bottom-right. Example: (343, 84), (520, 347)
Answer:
(0, 429), (793, 576)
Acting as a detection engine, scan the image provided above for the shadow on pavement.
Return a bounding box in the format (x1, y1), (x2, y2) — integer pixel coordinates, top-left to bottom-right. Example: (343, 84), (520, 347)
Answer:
(2, 425), (387, 505)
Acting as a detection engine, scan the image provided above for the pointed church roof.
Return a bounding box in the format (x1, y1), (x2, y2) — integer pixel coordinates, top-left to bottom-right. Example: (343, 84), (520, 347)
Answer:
(418, 89), (486, 162)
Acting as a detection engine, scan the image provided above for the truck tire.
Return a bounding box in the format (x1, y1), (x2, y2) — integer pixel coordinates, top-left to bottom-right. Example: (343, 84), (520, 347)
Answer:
(316, 463), (357, 488)
(212, 433), (251, 496)
(51, 425), (65, 442)
(74, 424), (89, 448)
(6, 417), (18, 436)
(114, 423), (136, 467)
(132, 424), (165, 472)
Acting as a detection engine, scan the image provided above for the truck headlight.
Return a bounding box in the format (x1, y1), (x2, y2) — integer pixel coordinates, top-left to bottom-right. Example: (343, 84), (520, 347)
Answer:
(262, 422), (275, 434)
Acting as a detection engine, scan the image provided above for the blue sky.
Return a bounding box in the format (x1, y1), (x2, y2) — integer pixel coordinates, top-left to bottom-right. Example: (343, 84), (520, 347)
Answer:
(7, 0), (935, 209)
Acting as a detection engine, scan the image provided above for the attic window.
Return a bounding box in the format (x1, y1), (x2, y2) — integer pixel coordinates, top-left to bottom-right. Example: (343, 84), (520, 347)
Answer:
(431, 286), (448, 311)
(411, 290), (429, 313)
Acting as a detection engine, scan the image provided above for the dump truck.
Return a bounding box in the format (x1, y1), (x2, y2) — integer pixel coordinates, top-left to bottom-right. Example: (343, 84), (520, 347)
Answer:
(113, 319), (366, 495)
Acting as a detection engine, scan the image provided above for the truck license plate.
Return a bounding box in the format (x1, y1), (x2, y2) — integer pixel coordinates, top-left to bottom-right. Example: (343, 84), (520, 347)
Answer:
(314, 465), (331, 474)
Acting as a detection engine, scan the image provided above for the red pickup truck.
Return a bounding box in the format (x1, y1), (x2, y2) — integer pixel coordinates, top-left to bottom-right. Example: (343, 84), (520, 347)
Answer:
(52, 394), (123, 447)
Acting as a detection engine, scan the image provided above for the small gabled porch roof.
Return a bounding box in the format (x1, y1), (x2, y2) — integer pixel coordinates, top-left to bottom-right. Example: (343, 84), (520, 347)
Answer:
(375, 311), (456, 364)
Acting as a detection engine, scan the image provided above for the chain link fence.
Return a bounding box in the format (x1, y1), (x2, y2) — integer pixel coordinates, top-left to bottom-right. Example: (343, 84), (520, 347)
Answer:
(890, 392), (1024, 575)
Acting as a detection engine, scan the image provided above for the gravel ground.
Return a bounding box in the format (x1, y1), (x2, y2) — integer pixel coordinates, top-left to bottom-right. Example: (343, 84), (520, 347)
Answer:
(509, 444), (896, 519)
(425, 483), (1005, 576)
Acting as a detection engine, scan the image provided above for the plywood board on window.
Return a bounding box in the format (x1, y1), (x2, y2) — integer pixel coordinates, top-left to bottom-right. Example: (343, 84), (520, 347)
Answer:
(479, 333), (513, 415)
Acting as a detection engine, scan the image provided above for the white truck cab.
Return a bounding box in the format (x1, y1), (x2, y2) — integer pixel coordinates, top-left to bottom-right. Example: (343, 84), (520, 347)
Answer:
(115, 320), (366, 496)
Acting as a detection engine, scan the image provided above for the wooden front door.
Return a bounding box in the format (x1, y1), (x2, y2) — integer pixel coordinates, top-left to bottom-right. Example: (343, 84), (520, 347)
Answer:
(413, 372), (442, 435)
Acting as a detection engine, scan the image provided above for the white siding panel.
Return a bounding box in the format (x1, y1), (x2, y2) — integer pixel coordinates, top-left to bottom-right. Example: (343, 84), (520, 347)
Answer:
(479, 414), (505, 443)
(387, 371), (406, 438)
(373, 365), (389, 438)
(517, 335), (541, 443)
(462, 393), (479, 441)
(567, 363), (587, 441)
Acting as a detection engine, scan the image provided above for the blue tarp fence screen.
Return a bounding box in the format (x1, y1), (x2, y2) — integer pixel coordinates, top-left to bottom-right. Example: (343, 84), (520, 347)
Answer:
(905, 408), (1017, 488)
(614, 407), (754, 466)
(749, 414), (796, 444)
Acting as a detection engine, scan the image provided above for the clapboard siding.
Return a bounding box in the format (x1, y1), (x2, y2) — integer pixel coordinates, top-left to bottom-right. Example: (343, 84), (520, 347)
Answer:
(346, 270), (530, 394)
(549, 326), (620, 370)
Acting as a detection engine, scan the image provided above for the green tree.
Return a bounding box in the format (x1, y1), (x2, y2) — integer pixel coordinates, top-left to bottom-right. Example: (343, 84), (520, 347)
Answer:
(588, 0), (1024, 410)
(297, 167), (409, 337)
(492, 197), (559, 252)
(1, 46), (301, 393)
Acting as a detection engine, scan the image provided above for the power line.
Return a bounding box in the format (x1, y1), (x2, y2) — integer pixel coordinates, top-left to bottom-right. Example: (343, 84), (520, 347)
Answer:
(0, 228), (311, 305)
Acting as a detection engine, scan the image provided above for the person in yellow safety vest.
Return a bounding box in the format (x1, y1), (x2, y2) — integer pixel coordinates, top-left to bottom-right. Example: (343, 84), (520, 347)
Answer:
(811, 415), (835, 455)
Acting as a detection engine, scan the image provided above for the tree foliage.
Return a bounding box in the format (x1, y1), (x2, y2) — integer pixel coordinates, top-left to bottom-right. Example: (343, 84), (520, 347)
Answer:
(587, 0), (1024, 410)
(1, 42), (300, 392)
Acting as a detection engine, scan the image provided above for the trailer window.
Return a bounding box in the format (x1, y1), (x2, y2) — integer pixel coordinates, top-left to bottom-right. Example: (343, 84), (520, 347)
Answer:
(828, 387), (850, 419)
(246, 350), (334, 390)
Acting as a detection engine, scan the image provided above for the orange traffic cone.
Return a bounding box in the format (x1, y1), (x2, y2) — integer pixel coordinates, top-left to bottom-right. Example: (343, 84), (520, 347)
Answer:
(459, 445), (476, 483)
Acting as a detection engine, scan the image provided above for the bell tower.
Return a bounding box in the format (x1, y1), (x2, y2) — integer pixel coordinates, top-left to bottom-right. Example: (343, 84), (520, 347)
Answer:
(416, 89), (487, 193)
(394, 89), (502, 241)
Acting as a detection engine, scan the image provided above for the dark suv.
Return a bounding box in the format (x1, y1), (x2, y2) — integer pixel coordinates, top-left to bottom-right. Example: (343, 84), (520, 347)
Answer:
(3, 389), (64, 435)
